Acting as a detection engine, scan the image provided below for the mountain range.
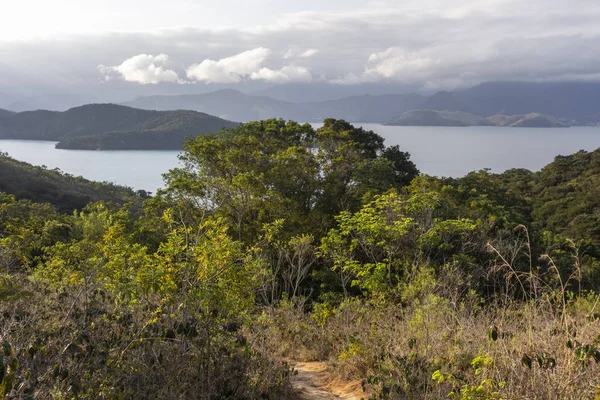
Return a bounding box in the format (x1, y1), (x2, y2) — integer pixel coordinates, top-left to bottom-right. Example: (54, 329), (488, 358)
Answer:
(122, 90), (427, 123)
(2, 81), (600, 125)
(121, 81), (600, 125)
(0, 104), (238, 150)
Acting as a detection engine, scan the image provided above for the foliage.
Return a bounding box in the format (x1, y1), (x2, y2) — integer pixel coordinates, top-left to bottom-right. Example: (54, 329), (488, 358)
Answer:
(0, 153), (144, 212)
(2, 118), (600, 398)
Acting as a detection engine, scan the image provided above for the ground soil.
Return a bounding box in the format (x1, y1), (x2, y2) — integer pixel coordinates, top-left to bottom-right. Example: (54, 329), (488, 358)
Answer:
(290, 361), (367, 400)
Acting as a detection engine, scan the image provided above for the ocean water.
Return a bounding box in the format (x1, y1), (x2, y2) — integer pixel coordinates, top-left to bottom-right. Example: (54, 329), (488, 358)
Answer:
(2, 125), (600, 191)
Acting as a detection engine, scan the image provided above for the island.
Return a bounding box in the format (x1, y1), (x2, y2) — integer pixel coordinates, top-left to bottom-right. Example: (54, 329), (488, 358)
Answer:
(385, 109), (570, 127)
(0, 104), (239, 150)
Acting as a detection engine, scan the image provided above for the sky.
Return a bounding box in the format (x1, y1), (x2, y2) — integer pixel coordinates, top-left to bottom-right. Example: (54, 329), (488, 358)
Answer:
(1, 0), (600, 100)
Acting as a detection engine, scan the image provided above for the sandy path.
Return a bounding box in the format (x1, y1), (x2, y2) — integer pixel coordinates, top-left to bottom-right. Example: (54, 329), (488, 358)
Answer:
(290, 361), (366, 400)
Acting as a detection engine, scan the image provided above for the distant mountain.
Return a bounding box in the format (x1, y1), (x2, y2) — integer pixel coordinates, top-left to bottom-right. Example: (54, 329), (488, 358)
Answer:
(4, 93), (104, 112)
(252, 82), (421, 103)
(305, 93), (424, 122)
(422, 91), (468, 112)
(0, 104), (238, 150)
(454, 81), (600, 123)
(0, 108), (14, 118)
(4, 81), (600, 125)
(385, 110), (493, 127)
(487, 113), (569, 127)
(124, 89), (311, 122)
(126, 89), (425, 123)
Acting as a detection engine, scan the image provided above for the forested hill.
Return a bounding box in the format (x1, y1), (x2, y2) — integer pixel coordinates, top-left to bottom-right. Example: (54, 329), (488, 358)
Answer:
(529, 148), (600, 244)
(0, 108), (15, 117)
(0, 153), (145, 212)
(0, 104), (238, 150)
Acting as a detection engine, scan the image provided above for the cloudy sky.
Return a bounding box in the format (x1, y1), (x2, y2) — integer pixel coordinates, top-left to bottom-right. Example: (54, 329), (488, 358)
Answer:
(1, 0), (600, 99)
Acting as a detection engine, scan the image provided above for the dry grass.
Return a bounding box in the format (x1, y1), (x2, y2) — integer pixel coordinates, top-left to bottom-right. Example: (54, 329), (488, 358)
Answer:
(254, 292), (600, 399)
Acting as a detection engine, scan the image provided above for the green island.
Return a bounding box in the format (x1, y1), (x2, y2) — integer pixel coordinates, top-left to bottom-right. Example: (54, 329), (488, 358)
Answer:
(386, 110), (569, 127)
(1, 119), (600, 399)
(0, 104), (238, 150)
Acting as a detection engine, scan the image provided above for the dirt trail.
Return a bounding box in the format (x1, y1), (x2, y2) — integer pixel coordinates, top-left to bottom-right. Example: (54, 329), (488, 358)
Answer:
(290, 361), (367, 400)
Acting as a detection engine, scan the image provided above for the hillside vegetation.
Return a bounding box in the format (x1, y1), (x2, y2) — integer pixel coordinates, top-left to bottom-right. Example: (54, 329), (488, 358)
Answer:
(386, 109), (569, 127)
(0, 104), (238, 150)
(0, 152), (145, 212)
(488, 113), (569, 127)
(1, 119), (600, 399)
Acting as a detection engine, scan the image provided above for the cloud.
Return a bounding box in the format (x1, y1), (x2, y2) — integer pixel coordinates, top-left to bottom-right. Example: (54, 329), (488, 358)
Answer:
(3, 0), (600, 93)
(98, 54), (180, 84)
(329, 73), (362, 85)
(283, 49), (294, 59)
(300, 49), (319, 58)
(365, 48), (436, 80)
(186, 48), (312, 83)
(251, 65), (312, 83)
(186, 47), (271, 83)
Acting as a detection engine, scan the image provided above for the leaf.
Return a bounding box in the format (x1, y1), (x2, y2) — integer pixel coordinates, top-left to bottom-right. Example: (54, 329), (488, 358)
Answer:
(488, 326), (498, 341)
(536, 353), (545, 368)
(1, 340), (11, 357)
(568, 324), (577, 338)
(408, 338), (416, 349)
(521, 354), (532, 369)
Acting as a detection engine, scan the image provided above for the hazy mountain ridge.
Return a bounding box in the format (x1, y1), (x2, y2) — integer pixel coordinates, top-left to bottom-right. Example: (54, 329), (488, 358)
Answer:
(251, 82), (421, 102)
(123, 82), (600, 124)
(454, 81), (600, 123)
(422, 91), (469, 112)
(305, 93), (424, 122)
(125, 90), (427, 123)
(123, 89), (311, 122)
(0, 103), (238, 149)
(0, 108), (15, 117)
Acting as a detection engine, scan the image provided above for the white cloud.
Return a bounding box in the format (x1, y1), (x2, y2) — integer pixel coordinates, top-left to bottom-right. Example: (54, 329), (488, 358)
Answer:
(186, 47), (271, 83)
(186, 48), (312, 84)
(365, 48), (436, 80)
(300, 48), (319, 58)
(283, 49), (295, 59)
(98, 54), (180, 84)
(251, 65), (313, 83)
(329, 73), (362, 85)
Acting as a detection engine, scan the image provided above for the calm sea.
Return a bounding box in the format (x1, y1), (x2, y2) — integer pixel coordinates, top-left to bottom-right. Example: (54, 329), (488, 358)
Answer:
(1, 125), (600, 192)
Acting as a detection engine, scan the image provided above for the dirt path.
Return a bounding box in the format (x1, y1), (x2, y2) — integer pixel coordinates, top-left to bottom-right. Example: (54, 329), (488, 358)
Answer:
(290, 361), (367, 400)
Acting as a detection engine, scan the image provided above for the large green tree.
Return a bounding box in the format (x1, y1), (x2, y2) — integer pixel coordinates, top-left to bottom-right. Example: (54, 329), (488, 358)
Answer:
(163, 118), (419, 244)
